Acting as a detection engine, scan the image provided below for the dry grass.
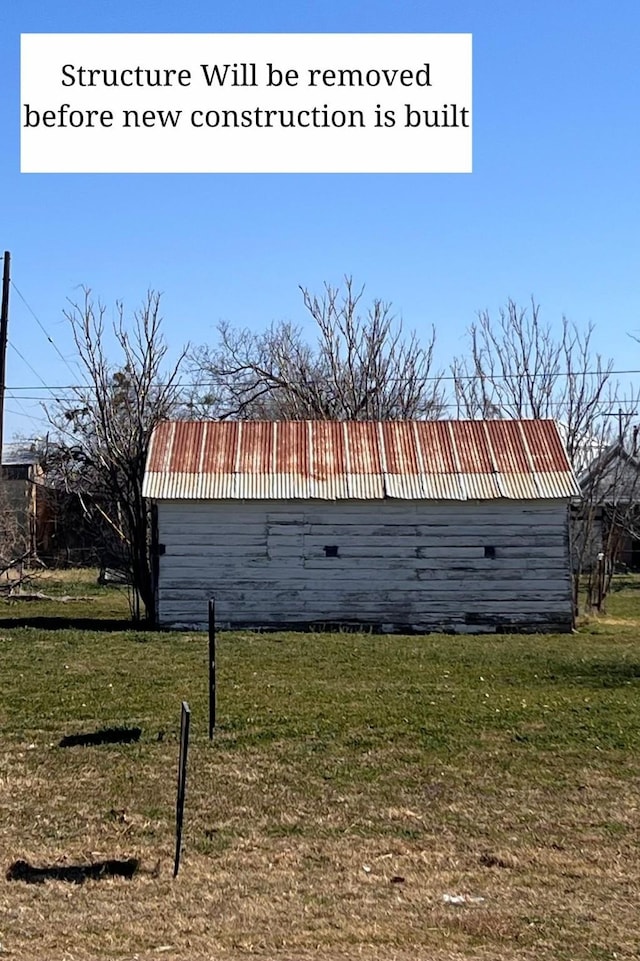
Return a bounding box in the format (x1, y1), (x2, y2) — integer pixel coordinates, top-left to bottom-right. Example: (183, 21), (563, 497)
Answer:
(1, 576), (640, 959)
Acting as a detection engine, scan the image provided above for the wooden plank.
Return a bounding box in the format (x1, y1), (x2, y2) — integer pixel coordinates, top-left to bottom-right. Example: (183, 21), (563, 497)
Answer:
(159, 551), (571, 572)
(158, 586), (572, 607)
(302, 532), (566, 547)
(156, 497), (572, 632)
(159, 569), (568, 586)
(159, 497), (565, 516)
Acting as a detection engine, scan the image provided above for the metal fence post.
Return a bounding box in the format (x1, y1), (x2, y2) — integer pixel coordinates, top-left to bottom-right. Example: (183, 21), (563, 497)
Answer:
(209, 598), (216, 739)
(173, 701), (191, 878)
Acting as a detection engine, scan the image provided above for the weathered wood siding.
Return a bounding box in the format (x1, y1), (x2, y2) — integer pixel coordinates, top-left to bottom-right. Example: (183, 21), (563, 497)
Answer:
(156, 499), (573, 632)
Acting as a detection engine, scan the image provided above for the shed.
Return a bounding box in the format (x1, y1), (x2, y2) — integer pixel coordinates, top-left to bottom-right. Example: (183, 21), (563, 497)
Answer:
(142, 419), (579, 633)
(573, 440), (640, 571)
(1, 440), (46, 560)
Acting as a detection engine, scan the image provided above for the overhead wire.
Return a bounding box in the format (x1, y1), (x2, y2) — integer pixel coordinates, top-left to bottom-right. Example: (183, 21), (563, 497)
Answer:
(10, 280), (86, 383)
(4, 368), (640, 393)
(5, 275), (640, 430)
(5, 277), (87, 435)
(8, 343), (51, 391)
(4, 393), (640, 415)
(5, 407), (48, 425)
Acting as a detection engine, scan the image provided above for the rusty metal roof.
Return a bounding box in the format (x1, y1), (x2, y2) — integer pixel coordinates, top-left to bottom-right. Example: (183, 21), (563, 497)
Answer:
(143, 419), (579, 501)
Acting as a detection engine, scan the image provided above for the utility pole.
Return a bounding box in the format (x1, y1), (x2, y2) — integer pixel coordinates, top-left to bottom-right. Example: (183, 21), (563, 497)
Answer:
(0, 251), (10, 462)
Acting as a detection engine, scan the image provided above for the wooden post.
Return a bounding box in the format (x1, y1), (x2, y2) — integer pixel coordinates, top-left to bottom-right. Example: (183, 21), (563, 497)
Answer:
(0, 251), (10, 458)
(208, 598), (216, 739)
(173, 701), (191, 878)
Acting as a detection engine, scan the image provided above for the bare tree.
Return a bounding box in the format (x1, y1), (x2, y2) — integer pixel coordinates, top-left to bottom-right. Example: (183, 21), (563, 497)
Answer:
(450, 298), (632, 472)
(452, 298), (640, 613)
(47, 290), (186, 622)
(189, 278), (444, 421)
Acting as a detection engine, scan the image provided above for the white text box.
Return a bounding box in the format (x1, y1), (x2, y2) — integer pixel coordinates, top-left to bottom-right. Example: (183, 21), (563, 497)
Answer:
(21, 33), (472, 174)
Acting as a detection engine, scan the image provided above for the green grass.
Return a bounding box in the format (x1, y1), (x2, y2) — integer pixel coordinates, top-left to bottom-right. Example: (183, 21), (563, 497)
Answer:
(0, 573), (639, 959)
(1, 567), (131, 621)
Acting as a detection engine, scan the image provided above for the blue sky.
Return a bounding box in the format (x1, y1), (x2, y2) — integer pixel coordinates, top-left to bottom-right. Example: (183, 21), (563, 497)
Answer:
(2, 0), (639, 439)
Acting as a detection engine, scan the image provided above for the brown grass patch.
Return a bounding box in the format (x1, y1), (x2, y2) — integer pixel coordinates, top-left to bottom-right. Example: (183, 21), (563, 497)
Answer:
(1, 581), (640, 959)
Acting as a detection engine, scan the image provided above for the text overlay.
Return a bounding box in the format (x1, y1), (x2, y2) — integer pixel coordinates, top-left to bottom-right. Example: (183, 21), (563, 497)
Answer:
(21, 33), (472, 174)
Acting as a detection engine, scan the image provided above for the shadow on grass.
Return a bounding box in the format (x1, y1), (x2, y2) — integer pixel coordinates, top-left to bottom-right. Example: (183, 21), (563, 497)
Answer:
(0, 617), (150, 631)
(7, 857), (139, 884)
(59, 726), (142, 748)
(547, 660), (640, 688)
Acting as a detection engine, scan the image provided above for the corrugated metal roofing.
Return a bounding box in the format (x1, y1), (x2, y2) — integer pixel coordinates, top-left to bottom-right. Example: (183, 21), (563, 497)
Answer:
(143, 419), (580, 501)
(2, 441), (44, 467)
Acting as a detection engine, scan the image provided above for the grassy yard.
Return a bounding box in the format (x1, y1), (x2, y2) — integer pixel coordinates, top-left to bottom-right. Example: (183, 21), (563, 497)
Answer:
(0, 574), (639, 960)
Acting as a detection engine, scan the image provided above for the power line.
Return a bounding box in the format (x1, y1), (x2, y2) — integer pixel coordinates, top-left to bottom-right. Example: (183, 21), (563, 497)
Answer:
(3, 367), (640, 393)
(4, 384), (43, 424)
(5, 406), (48, 425)
(8, 342), (51, 390)
(4, 392), (640, 414)
(8, 275), (640, 396)
(10, 280), (86, 383)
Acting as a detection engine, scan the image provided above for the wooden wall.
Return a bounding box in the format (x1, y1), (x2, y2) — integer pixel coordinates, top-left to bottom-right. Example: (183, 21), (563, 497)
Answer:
(155, 498), (573, 632)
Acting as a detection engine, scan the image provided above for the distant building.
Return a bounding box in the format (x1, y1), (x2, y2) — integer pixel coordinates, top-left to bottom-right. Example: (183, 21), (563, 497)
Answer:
(1, 440), (46, 560)
(576, 440), (640, 571)
(143, 419), (579, 634)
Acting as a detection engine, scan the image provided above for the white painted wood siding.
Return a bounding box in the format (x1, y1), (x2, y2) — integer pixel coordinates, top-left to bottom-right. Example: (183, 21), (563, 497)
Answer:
(156, 499), (573, 632)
